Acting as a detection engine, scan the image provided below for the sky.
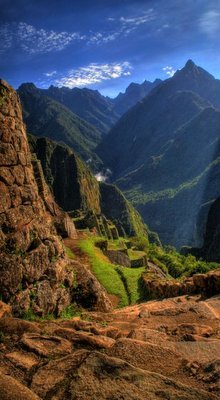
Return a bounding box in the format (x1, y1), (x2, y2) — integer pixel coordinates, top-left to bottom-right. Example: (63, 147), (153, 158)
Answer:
(0, 0), (220, 97)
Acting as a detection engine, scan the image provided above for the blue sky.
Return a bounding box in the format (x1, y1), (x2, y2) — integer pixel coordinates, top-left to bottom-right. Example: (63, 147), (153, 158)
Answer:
(1, 0), (220, 97)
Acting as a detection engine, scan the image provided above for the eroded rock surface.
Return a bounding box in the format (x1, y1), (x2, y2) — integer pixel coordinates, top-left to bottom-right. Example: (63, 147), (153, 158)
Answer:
(0, 294), (219, 399)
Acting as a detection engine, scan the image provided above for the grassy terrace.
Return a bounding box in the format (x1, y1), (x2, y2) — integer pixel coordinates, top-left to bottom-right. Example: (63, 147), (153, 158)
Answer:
(128, 249), (146, 260)
(79, 236), (146, 307)
(78, 234), (220, 308)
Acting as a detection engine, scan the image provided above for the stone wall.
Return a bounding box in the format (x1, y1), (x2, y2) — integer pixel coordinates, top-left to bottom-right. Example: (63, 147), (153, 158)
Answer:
(142, 268), (220, 299)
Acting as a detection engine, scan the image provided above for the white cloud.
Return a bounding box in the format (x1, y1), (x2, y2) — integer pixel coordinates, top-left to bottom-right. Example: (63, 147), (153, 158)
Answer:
(0, 23), (13, 53)
(0, 22), (85, 54)
(54, 62), (132, 88)
(163, 66), (176, 77)
(199, 10), (220, 37)
(95, 169), (112, 182)
(0, 10), (157, 55)
(119, 10), (155, 27)
(44, 70), (57, 77)
(89, 10), (156, 45)
(17, 22), (85, 54)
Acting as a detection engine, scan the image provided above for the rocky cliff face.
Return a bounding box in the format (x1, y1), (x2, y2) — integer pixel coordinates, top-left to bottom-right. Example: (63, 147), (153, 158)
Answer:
(0, 79), (111, 316)
(29, 135), (101, 214)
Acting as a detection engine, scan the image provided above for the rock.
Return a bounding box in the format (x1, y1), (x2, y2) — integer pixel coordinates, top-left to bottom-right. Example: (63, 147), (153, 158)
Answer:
(0, 79), (79, 316)
(0, 317), (41, 335)
(105, 249), (131, 267)
(128, 328), (168, 343)
(141, 269), (220, 300)
(31, 350), (217, 400)
(60, 318), (120, 338)
(52, 327), (115, 348)
(72, 261), (113, 312)
(139, 309), (150, 318)
(0, 301), (11, 319)
(6, 351), (39, 371)
(21, 333), (72, 357)
(0, 372), (40, 400)
(172, 323), (214, 338)
(31, 349), (89, 398)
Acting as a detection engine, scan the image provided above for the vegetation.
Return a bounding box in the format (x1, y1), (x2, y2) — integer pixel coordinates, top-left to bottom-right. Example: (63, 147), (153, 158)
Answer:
(79, 236), (129, 307)
(147, 244), (220, 278)
(60, 303), (82, 319)
(18, 84), (102, 170)
(65, 246), (75, 260)
(115, 266), (146, 304)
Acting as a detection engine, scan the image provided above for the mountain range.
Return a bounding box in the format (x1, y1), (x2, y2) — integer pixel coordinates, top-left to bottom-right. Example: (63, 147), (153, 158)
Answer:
(97, 60), (220, 248)
(17, 60), (220, 250)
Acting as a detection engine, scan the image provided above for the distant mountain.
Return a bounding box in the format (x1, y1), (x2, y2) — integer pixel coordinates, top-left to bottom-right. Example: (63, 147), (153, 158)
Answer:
(112, 79), (162, 116)
(97, 86), (210, 178)
(18, 83), (102, 170)
(45, 85), (119, 134)
(97, 60), (220, 248)
(129, 108), (220, 248)
(18, 78), (163, 137)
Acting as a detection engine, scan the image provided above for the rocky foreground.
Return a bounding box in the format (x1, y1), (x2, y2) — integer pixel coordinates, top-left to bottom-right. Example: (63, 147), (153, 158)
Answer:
(0, 294), (219, 399)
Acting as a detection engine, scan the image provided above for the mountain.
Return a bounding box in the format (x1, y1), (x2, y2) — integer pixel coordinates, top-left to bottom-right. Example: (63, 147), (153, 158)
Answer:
(97, 87), (210, 178)
(46, 85), (119, 134)
(97, 60), (220, 247)
(17, 83), (102, 170)
(29, 134), (148, 238)
(112, 79), (162, 116)
(18, 78), (163, 138)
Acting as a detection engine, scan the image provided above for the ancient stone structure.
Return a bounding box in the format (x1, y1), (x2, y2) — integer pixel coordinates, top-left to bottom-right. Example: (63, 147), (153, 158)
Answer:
(142, 268), (220, 299)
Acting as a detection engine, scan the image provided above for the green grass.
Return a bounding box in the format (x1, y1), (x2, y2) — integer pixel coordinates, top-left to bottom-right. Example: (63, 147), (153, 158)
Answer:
(79, 237), (130, 307)
(60, 304), (82, 319)
(79, 236), (149, 307)
(22, 309), (55, 321)
(65, 246), (75, 260)
(107, 239), (127, 251)
(116, 266), (146, 304)
(128, 249), (146, 261)
(147, 244), (220, 278)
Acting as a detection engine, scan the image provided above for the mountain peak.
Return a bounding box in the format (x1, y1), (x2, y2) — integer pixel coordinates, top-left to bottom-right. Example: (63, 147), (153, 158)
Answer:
(184, 59), (196, 69)
(174, 59), (215, 82)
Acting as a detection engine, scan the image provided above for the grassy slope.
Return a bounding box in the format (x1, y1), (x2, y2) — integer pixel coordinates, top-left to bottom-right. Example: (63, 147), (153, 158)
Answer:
(79, 237), (146, 307)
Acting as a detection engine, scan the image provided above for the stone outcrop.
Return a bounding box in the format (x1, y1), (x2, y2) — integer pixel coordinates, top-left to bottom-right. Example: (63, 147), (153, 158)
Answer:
(71, 262), (112, 312)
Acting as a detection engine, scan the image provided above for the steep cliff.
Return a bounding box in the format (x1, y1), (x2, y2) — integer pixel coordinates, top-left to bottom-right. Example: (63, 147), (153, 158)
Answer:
(29, 135), (101, 214)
